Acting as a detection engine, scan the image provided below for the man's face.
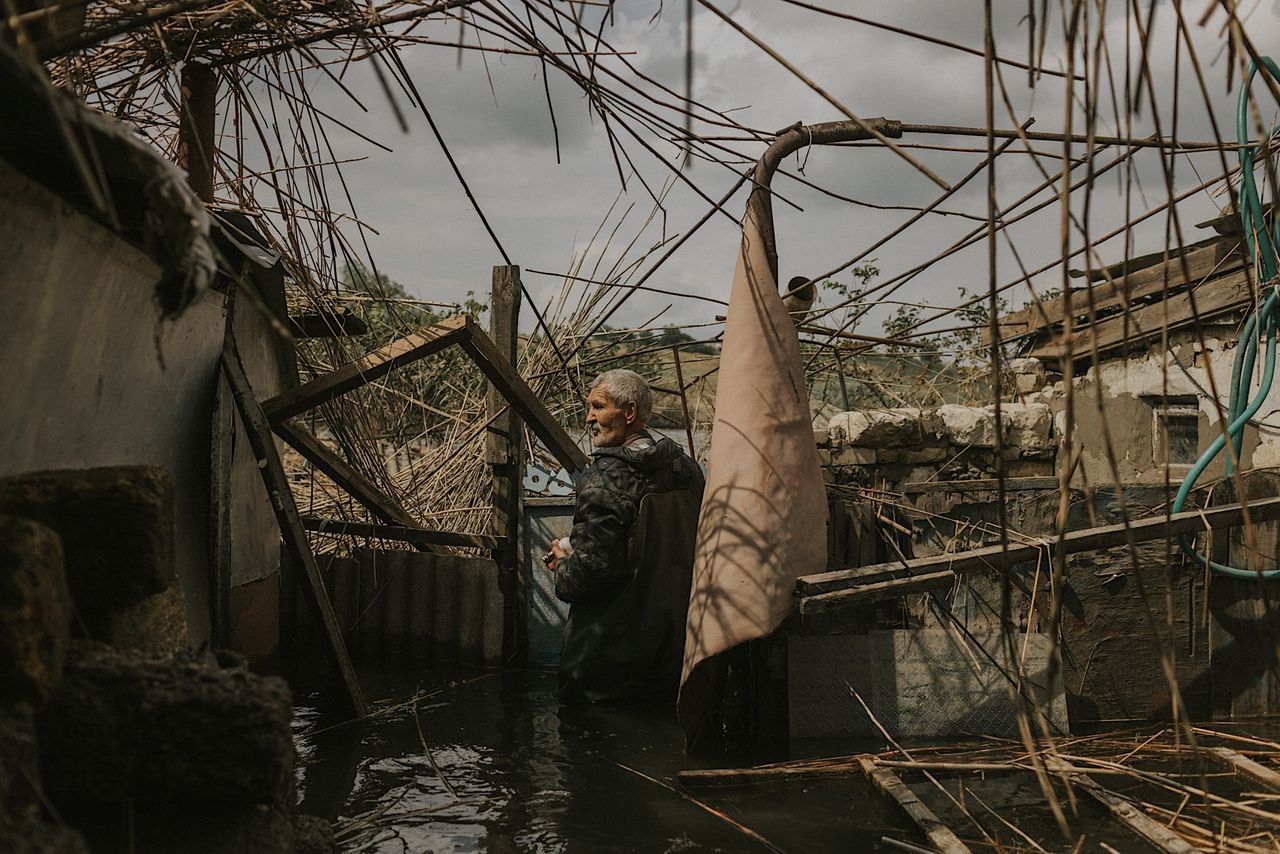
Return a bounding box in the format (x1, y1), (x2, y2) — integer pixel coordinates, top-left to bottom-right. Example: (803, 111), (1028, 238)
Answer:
(586, 386), (637, 448)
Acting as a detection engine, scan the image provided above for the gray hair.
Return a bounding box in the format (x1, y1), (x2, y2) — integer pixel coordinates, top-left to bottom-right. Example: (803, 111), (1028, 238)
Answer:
(590, 369), (653, 426)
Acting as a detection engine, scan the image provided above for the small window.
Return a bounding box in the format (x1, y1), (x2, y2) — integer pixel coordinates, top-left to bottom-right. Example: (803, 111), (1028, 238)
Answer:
(1151, 396), (1199, 465)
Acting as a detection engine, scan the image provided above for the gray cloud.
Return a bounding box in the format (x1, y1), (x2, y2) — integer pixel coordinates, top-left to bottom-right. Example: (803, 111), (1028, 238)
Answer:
(258, 1), (1280, 339)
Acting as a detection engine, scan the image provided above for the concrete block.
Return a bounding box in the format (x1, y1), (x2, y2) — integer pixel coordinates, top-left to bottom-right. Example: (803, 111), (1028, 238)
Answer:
(100, 586), (188, 657)
(38, 642), (294, 807)
(937, 404), (997, 447)
(827, 408), (922, 447)
(0, 517), (72, 705)
(0, 702), (40, 833)
(789, 629), (1068, 741)
(0, 467), (175, 628)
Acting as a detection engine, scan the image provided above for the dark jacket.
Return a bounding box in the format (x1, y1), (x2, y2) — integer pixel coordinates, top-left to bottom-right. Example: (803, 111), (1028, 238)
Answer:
(555, 435), (705, 702)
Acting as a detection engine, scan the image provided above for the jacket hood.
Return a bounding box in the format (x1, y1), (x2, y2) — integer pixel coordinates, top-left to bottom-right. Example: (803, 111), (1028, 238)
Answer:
(592, 434), (688, 470)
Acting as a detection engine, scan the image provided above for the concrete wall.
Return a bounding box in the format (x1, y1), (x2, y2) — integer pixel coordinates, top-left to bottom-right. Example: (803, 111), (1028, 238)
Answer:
(0, 158), (225, 644)
(1, 157), (290, 656)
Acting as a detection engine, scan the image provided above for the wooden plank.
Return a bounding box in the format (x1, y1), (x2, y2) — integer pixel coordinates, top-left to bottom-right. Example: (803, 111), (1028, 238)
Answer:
(1045, 758), (1195, 854)
(487, 265), (524, 664)
(986, 239), (1243, 345)
(857, 757), (971, 854)
(1032, 268), (1252, 364)
(901, 477), (1059, 495)
(1205, 746), (1280, 792)
(220, 340), (367, 717)
(461, 326), (589, 473)
(272, 418), (422, 532)
(261, 315), (472, 422)
(209, 372), (234, 648)
(1068, 234), (1227, 283)
(797, 495), (1280, 604)
(300, 516), (503, 551)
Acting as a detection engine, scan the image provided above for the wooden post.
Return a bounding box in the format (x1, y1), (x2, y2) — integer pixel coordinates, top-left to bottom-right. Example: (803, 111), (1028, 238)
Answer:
(178, 62), (217, 203)
(220, 337), (367, 717)
(671, 346), (697, 459)
(487, 266), (524, 662)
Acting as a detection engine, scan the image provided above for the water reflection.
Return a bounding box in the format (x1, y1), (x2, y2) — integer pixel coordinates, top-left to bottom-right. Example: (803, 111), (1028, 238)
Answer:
(293, 663), (906, 852)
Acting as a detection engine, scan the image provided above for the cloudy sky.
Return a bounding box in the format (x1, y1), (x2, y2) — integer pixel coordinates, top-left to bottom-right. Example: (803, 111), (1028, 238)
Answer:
(279, 0), (1280, 341)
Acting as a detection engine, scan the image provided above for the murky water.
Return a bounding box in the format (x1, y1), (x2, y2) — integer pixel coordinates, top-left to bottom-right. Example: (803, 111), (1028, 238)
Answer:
(292, 660), (919, 853)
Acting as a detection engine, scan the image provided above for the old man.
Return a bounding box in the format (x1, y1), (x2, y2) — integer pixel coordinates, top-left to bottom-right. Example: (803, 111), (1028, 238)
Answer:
(548, 368), (704, 702)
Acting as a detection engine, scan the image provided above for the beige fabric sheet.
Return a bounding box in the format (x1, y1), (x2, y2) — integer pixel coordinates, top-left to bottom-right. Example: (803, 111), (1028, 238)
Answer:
(678, 199), (829, 742)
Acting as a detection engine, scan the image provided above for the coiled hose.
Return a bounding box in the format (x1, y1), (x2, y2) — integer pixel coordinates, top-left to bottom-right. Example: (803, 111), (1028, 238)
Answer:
(1172, 57), (1280, 579)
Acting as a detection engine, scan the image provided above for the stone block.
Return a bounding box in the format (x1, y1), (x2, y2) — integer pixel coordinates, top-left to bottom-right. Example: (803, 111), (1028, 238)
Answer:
(295, 815), (338, 854)
(1009, 356), (1046, 386)
(0, 468), (175, 628)
(813, 427), (831, 448)
(100, 586), (188, 657)
(63, 802), (292, 854)
(937, 404), (997, 447)
(827, 408), (922, 447)
(0, 517), (72, 705)
(830, 446), (877, 466)
(38, 643), (294, 808)
(999, 402), (1053, 451)
(877, 446), (947, 464)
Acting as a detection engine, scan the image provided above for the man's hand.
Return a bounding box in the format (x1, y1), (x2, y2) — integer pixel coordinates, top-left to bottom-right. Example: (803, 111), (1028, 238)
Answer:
(547, 537), (568, 571)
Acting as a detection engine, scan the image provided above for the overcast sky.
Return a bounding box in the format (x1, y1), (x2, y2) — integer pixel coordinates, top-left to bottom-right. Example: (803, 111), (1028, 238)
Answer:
(275, 0), (1280, 340)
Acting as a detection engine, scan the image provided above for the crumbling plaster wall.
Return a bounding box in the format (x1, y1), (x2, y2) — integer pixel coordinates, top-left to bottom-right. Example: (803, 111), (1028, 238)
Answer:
(1035, 330), (1280, 487)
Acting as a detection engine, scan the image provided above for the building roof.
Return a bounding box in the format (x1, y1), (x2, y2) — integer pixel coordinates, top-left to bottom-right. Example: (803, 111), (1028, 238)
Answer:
(989, 230), (1257, 369)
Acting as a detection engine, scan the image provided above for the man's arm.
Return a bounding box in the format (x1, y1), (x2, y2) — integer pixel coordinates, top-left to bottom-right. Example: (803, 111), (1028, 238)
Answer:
(553, 466), (637, 603)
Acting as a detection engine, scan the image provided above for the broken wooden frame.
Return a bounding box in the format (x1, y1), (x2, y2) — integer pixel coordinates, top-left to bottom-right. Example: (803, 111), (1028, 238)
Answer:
(797, 495), (1280, 615)
(264, 313), (587, 559)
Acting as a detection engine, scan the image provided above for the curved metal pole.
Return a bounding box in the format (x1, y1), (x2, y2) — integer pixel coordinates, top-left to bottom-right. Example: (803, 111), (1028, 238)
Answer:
(747, 118), (904, 287)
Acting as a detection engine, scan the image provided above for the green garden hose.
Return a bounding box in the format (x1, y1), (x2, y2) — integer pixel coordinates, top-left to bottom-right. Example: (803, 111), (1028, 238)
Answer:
(1172, 57), (1280, 579)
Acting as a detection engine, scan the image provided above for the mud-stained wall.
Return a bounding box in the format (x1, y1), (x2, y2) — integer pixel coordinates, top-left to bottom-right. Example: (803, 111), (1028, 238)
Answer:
(0, 159), (225, 644)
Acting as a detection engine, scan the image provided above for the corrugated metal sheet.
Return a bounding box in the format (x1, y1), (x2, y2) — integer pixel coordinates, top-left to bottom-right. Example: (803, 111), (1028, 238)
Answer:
(312, 548), (503, 666)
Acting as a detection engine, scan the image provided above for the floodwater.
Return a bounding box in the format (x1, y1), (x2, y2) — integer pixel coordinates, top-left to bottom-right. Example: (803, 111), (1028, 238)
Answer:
(292, 660), (923, 853)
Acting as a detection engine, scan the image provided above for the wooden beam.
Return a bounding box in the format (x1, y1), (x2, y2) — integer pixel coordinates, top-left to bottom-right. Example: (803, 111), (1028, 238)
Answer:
(220, 340), (367, 717)
(288, 308), (368, 339)
(857, 757), (971, 854)
(901, 477), (1060, 494)
(272, 419), (423, 532)
(461, 326), (589, 473)
(1204, 746), (1280, 792)
(1031, 269), (1251, 365)
(1044, 759), (1195, 854)
(486, 265), (524, 663)
(261, 315), (472, 423)
(797, 495), (1280, 613)
(300, 516), (503, 551)
(178, 62), (217, 203)
(986, 239), (1243, 345)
